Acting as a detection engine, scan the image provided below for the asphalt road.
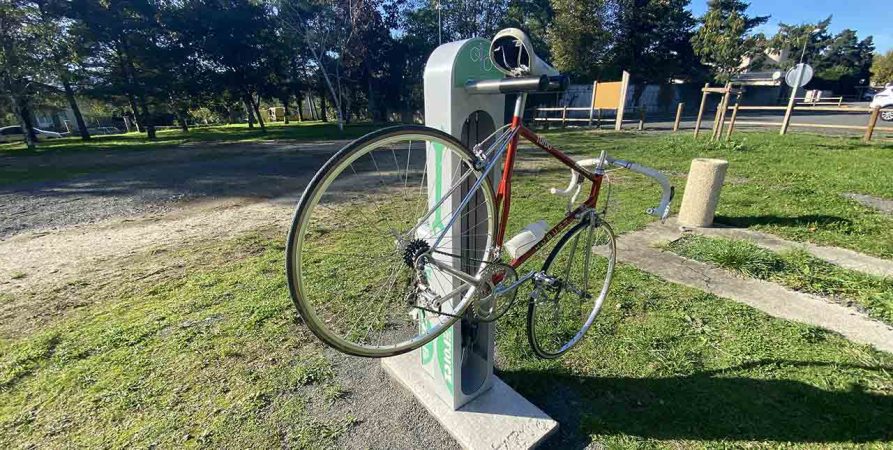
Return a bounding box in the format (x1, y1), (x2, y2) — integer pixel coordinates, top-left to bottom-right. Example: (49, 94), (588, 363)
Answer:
(624, 102), (893, 137)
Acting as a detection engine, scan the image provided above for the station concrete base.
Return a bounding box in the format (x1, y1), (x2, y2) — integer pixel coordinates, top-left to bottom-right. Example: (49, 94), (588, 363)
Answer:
(382, 351), (558, 449)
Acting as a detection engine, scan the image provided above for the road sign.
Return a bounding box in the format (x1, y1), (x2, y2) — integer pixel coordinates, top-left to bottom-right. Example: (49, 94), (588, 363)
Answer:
(785, 63), (814, 88)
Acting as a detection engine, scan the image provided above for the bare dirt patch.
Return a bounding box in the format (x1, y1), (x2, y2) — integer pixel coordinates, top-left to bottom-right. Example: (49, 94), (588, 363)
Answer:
(0, 197), (295, 338)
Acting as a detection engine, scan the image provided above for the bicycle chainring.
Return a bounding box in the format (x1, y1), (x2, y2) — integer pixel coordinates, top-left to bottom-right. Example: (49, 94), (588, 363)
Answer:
(472, 262), (520, 323)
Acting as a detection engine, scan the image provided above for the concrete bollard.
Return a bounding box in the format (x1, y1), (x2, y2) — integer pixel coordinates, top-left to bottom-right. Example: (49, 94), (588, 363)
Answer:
(678, 158), (729, 227)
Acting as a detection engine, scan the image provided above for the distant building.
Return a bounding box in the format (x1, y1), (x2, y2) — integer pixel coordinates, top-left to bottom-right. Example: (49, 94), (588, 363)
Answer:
(32, 105), (78, 132)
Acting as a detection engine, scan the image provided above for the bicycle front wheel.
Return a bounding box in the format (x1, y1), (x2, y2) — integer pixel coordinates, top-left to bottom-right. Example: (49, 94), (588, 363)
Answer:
(287, 126), (497, 357)
(527, 217), (616, 359)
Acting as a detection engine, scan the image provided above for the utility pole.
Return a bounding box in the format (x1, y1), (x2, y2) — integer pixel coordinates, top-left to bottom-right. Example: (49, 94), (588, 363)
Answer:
(437, 1), (442, 45)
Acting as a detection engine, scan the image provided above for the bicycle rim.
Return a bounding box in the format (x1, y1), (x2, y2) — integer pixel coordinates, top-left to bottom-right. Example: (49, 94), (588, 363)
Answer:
(527, 218), (616, 359)
(287, 126), (497, 357)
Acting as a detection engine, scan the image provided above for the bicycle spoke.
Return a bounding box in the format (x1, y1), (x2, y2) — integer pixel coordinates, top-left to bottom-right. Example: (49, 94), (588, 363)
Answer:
(290, 130), (496, 357)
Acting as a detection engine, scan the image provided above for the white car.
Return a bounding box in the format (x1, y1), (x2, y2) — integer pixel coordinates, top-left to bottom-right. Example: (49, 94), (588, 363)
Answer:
(870, 85), (893, 121)
(0, 126), (64, 143)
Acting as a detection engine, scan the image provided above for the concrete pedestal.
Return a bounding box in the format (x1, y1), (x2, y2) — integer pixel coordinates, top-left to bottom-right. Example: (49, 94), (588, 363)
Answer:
(678, 158), (729, 227)
(382, 350), (558, 449)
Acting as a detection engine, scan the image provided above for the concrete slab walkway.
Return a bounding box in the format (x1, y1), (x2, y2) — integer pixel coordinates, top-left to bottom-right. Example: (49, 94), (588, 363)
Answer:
(692, 225), (893, 278)
(606, 220), (893, 354)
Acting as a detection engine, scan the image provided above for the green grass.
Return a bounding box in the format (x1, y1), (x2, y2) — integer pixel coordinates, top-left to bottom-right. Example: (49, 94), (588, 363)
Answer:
(3, 229), (891, 447)
(3, 128), (893, 447)
(665, 235), (893, 325)
(0, 121), (383, 185)
(539, 130), (893, 258)
(0, 233), (356, 448)
(0, 121), (381, 155)
(4, 124), (893, 259)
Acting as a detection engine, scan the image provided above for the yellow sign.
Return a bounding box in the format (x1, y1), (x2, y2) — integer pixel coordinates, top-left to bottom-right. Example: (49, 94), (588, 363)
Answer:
(592, 81), (624, 109)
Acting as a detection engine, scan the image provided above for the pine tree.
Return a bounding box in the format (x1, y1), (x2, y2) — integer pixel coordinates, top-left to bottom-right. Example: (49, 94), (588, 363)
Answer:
(691, 0), (768, 82)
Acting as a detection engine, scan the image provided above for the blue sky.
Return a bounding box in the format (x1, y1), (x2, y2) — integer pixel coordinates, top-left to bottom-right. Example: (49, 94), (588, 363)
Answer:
(688, 0), (892, 53)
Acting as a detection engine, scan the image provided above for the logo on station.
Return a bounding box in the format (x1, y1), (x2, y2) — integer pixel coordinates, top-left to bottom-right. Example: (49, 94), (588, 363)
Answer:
(468, 42), (494, 72)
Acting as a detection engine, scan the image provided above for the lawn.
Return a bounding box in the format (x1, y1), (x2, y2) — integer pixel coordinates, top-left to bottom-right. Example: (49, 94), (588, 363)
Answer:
(540, 130), (893, 258)
(0, 121), (383, 186)
(0, 121), (381, 155)
(2, 128), (893, 447)
(664, 235), (893, 326)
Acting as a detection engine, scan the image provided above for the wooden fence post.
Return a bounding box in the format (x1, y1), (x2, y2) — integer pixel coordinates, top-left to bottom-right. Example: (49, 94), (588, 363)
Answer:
(614, 70), (630, 131)
(864, 107), (880, 142)
(638, 107), (645, 131)
(694, 83), (709, 137)
(673, 102), (684, 132)
(561, 105), (568, 128)
(726, 103), (740, 141)
(589, 81), (598, 127)
(713, 83), (732, 140)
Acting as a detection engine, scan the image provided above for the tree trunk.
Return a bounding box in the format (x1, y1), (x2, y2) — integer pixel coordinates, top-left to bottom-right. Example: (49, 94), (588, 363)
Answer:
(138, 96), (156, 139)
(296, 94), (305, 122)
(308, 94), (317, 120)
(9, 94), (36, 151)
(62, 78), (90, 140)
(319, 90), (328, 122)
(281, 95), (291, 124)
(249, 92), (266, 132)
(367, 76), (377, 122)
(244, 96), (256, 128)
(127, 96), (143, 133)
(178, 110), (189, 132)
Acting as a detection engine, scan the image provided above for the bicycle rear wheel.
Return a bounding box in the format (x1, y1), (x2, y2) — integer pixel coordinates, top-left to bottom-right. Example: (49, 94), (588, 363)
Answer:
(527, 216), (616, 359)
(287, 125), (497, 357)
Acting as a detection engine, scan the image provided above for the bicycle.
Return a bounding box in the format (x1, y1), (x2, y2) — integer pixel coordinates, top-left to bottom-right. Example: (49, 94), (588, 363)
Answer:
(286, 29), (674, 359)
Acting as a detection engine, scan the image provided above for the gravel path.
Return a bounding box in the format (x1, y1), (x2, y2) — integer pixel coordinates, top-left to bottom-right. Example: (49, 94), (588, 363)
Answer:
(0, 140), (345, 239)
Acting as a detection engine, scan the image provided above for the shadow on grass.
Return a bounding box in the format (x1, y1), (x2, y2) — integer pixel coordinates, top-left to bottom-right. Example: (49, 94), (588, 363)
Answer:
(501, 360), (893, 448)
(716, 214), (854, 230)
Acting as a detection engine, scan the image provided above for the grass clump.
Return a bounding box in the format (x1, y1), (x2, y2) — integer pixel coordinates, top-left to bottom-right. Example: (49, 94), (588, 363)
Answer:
(666, 235), (893, 324)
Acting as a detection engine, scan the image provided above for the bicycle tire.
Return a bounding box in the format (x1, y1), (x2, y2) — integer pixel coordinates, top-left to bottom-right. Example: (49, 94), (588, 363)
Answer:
(527, 217), (616, 359)
(287, 125), (497, 357)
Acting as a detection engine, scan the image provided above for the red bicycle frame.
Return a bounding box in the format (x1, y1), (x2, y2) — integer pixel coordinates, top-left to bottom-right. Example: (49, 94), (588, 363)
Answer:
(494, 101), (604, 269)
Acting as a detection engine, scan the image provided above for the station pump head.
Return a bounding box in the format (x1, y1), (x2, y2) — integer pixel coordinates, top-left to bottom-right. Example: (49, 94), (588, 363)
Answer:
(489, 28), (559, 78)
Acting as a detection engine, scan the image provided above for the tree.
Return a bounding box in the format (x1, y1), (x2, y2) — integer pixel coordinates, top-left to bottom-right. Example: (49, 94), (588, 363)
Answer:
(691, 0), (768, 82)
(608, 0), (704, 103)
(813, 30), (873, 92)
(873, 50), (893, 86)
(181, 0), (274, 132)
(33, 0), (91, 140)
(69, 0), (165, 138)
(547, 0), (611, 80)
(0, 0), (42, 150)
(765, 18), (874, 94)
(765, 17), (832, 71)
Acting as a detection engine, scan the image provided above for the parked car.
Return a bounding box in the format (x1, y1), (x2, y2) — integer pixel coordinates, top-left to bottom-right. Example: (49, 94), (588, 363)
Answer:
(870, 85), (893, 121)
(0, 126), (64, 143)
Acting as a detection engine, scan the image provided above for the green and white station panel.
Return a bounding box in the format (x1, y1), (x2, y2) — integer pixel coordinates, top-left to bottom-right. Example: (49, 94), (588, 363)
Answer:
(418, 37), (504, 410)
(383, 33), (558, 448)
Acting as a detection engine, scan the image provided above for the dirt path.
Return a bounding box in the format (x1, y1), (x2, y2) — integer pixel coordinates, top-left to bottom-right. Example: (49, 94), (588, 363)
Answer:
(0, 197), (295, 294)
